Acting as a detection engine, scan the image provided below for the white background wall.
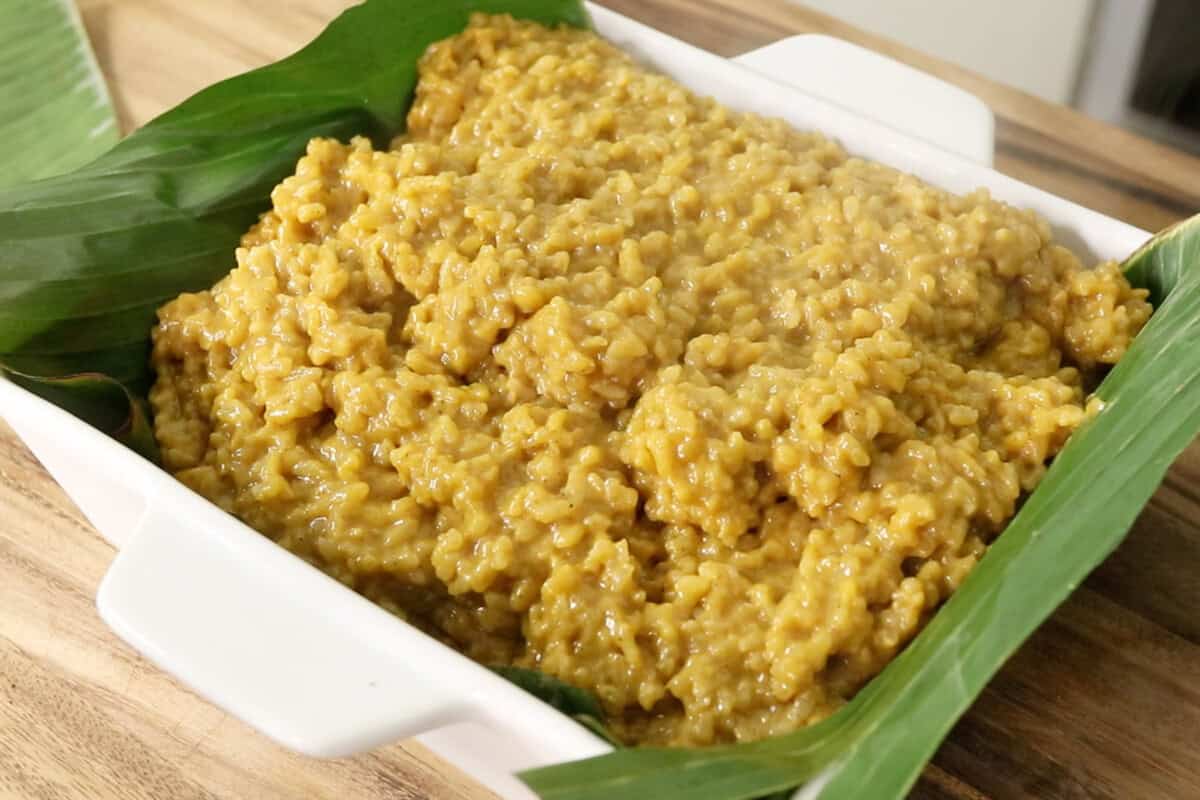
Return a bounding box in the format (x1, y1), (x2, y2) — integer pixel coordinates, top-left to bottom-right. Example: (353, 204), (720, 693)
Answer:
(790, 0), (1096, 104)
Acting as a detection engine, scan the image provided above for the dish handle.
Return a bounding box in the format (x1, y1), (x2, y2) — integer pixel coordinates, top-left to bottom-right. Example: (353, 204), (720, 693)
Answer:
(732, 35), (995, 166)
(96, 502), (476, 759)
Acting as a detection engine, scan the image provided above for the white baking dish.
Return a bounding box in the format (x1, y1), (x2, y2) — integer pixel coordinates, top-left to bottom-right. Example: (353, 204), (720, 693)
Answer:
(0, 4), (1152, 799)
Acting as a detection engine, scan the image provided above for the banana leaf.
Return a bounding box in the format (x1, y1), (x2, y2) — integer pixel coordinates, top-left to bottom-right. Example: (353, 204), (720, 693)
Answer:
(0, 0), (118, 185)
(492, 666), (623, 748)
(1, 1), (1197, 799)
(0, 0), (155, 454)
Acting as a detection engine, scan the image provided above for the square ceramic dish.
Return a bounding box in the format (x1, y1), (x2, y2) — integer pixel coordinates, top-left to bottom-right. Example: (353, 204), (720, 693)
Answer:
(0, 5), (1152, 799)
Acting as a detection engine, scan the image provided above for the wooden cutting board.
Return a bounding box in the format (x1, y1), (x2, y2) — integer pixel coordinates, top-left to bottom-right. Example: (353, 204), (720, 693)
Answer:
(1, 1), (1198, 798)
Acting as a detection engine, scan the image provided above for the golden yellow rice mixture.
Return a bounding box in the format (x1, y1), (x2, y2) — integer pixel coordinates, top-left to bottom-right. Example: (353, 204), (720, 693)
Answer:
(150, 15), (1151, 746)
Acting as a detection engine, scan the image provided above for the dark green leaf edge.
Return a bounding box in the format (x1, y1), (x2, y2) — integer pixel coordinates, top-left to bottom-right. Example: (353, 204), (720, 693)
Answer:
(4, 369), (159, 461)
(492, 666), (623, 748)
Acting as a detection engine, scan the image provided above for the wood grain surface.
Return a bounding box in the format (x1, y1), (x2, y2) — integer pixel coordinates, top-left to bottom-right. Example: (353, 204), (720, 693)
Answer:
(2, 1), (1198, 798)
